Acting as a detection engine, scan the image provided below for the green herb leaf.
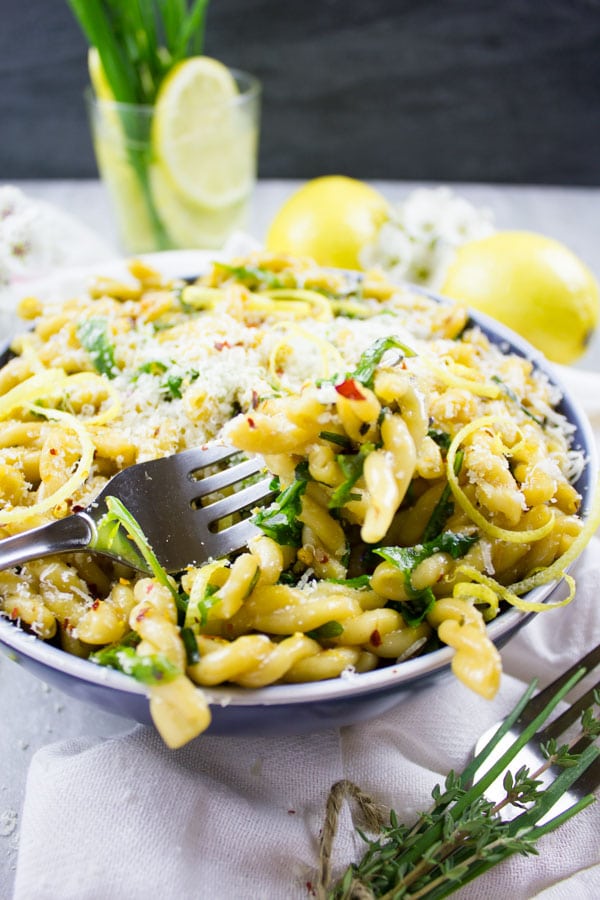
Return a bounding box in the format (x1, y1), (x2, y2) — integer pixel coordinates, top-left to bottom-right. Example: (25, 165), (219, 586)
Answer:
(326, 574), (371, 589)
(421, 450), (464, 542)
(375, 530), (477, 624)
(306, 620), (344, 640)
(252, 471), (309, 546)
(77, 317), (118, 378)
(196, 583), (220, 626)
(491, 376), (546, 427)
(163, 373), (184, 399)
(137, 360), (168, 376)
(427, 427), (452, 452)
(90, 644), (179, 684)
(376, 531), (478, 574)
(214, 262), (286, 290)
(181, 626), (200, 665)
(318, 431), (354, 450)
(97, 496), (186, 615)
(329, 442), (375, 509)
(350, 336), (417, 389)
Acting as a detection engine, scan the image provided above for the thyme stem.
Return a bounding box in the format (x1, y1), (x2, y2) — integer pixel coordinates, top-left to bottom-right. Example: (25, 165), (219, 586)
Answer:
(324, 673), (599, 899)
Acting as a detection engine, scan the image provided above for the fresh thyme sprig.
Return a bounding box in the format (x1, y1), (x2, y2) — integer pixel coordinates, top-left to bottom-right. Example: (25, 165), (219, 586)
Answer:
(321, 679), (599, 899)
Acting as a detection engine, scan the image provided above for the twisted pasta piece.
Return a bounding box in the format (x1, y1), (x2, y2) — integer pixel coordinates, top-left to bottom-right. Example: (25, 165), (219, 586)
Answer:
(130, 579), (211, 748)
(427, 595), (501, 700)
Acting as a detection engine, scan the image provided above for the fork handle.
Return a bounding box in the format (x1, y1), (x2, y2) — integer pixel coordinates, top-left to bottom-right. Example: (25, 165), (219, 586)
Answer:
(0, 514), (94, 570)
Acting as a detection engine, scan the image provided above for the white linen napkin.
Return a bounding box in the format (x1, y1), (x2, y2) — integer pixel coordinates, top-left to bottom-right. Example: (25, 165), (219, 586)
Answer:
(12, 372), (600, 900)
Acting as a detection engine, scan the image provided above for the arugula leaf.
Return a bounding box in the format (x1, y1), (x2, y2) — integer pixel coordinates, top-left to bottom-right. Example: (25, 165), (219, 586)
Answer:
(375, 531), (478, 624)
(214, 262), (286, 290)
(491, 376), (546, 426)
(329, 442), (375, 509)
(391, 589), (437, 627)
(98, 496), (186, 615)
(77, 316), (118, 378)
(163, 373), (184, 399)
(306, 620), (345, 640)
(421, 450), (464, 542)
(326, 574), (371, 589)
(421, 491), (455, 544)
(90, 644), (179, 684)
(376, 531), (478, 573)
(427, 428), (452, 452)
(137, 360), (168, 376)
(350, 336), (417, 389)
(319, 431), (354, 450)
(253, 470), (309, 546)
(181, 626), (200, 665)
(137, 361), (198, 400)
(196, 583), (220, 626)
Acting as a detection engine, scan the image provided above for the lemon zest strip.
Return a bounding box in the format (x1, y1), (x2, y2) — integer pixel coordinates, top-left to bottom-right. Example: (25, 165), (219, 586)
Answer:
(261, 288), (333, 321)
(453, 581), (500, 621)
(456, 564), (576, 614)
(423, 356), (501, 399)
(65, 372), (122, 426)
(508, 472), (600, 596)
(0, 370), (69, 422)
(0, 404), (94, 525)
(446, 415), (555, 543)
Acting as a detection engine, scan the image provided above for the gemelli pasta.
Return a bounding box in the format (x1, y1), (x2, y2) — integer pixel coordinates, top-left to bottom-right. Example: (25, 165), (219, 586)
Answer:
(0, 253), (593, 747)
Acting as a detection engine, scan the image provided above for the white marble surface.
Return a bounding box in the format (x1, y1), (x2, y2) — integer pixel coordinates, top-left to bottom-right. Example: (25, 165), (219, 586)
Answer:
(0, 179), (599, 894)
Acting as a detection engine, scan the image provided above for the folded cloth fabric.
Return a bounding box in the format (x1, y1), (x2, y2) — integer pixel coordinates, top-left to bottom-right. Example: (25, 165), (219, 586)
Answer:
(13, 380), (600, 900)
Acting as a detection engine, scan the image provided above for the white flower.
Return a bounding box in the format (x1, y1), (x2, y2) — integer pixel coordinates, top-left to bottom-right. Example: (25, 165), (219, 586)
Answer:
(0, 185), (112, 340)
(359, 187), (495, 288)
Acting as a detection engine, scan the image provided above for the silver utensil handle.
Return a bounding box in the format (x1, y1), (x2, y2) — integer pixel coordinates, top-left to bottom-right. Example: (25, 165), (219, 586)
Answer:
(0, 514), (94, 570)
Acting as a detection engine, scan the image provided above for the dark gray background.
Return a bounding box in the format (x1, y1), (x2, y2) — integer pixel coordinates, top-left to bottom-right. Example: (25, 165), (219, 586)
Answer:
(2, 0), (599, 184)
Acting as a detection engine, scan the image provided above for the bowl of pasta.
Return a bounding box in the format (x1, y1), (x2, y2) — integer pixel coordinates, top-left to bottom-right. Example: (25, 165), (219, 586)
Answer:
(0, 250), (597, 748)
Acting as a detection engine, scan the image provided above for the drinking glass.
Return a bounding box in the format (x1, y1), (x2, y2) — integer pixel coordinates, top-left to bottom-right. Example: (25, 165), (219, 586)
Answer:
(86, 69), (261, 253)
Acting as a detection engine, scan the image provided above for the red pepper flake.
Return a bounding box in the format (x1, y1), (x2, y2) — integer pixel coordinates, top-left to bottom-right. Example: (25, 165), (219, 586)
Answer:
(49, 448), (58, 456)
(335, 378), (365, 401)
(251, 390), (260, 409)
(91, 599), (100, 610)
(370, 629), (382, 647)
(136, 608), (149, 622)
(247, 417), (256, 429)
(10, 607), (18, 619)
(287, 809), (296, 814)
(214, 340), (232, 351)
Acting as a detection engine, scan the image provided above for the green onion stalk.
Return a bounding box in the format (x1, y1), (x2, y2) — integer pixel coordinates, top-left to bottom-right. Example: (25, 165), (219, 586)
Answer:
(67, 0), (211, 251)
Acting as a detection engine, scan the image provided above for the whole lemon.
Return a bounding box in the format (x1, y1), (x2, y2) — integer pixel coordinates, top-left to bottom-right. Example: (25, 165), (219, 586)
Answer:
(441, 231), (600, 364)
(266, 176), (389, 269)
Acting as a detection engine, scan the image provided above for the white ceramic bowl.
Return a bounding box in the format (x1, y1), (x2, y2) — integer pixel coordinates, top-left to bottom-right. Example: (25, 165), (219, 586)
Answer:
(0, 256), (596, 736)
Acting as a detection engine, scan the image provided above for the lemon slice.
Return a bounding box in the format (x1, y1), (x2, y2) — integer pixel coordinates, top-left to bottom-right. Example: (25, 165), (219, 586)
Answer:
(149, 164), (247, 248)
(88, 47), (115, 101)
(152, 57), (256, 210)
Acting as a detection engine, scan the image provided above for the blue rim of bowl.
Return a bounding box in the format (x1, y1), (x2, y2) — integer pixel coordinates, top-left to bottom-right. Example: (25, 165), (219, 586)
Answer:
(0, 276), (597, 709)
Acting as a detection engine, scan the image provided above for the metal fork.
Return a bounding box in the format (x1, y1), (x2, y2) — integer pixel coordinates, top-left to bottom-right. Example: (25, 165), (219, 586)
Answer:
(472, 642), (600, 824)
(0, 444), (274, 574)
